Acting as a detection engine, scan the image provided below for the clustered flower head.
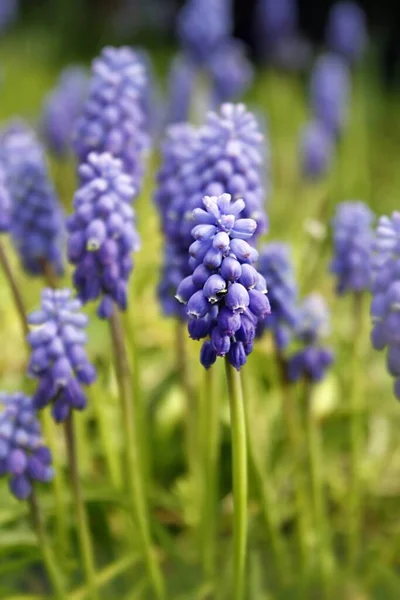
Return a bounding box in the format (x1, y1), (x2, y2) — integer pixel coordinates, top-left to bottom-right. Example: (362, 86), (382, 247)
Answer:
(41, 66), (88, 157)
(177, 0), (232, 65)
(28, 289), (96, 422)
(73, 46), (150, 184)
(0, 124), (65, 276)
(326, 1), (367, 64)
(331, 201), (374, 294)
(0, 393), (53, 500)
(257, 242), (299, 349)
(0, 164), (11, 232)
(68, 152), (139, 318)
(371, 213), (400, 400)
(310, 53), (350, 137)
(176, 193), (270, 370)
(155, 104), (267, 319)
(209, 41), (254, 105)
(254, 0), (300, 63)
(287, 293), (334, 382)
(300, 120), (334, 179)
(0, 0), (18, 33)
(166, 54), (196, 124)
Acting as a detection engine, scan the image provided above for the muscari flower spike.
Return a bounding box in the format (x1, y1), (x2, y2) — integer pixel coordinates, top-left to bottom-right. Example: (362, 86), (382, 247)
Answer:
(166, 54), (197, 125)
(331, 200), (374, 295)
(0, 0), (18, 33)
(176, 193), (270, 370)
(68, 152), (140, 319)
(28, 289), (96, 422)
(370, 212), (400, 400)
(208, 40), (254, 105)
(73, 46), (150, 184)
(326, 1), (367, 64)
(41, 66), (88, 157)
(257, 242), (299, 349)
(310, 53), (350, 137)
(177, 0), (232, 65)
(0, 164), (11, 232)
(0, 393), (53, 500)
(0, 124), (65, 276)
(300, 120), (334, 180)
(287, 293), (334, 382)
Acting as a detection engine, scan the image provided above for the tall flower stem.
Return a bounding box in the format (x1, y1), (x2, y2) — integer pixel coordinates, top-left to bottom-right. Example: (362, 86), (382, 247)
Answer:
(241, 370), (288, 583)
(348, 291), (365, 568)
(109, 309), (165, 600)
(224, 358), (248, 600)
(64, 414), (98, 600)
(176, 320), (198, 481)
(303, 378), (333, 592)
(275, 348), (311, 572)
(29, 488), (65, 598)
(0, 239), (28, 338)
(200, 366), (219, 581)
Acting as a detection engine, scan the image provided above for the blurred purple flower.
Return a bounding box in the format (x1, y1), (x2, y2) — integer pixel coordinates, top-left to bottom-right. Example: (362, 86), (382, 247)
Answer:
(208, 41), (254, 105)
(0, 393), (53, 500)
(326, 2), (367, 64)
(166, 54), (197, 124)
(300, 120), (334, 179)
(0, 0), (18, 33)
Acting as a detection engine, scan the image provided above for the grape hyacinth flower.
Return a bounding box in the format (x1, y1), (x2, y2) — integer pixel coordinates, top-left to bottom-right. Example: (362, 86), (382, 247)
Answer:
(254, 0), (298, 59)
(208, 41), (254, 105)
(0, 0), (18, 33)
(41, 66), (88, 157)
(300, 120), (334, 179)
(73, 46), (150, 184)
(68, 152), (139, 319)
(287, 293), (334, 382)
(177, 0), (232, 65)
(331, 201), (374, 294)
(1, 125), (65, 276)
(326, 2), (367, 64)
(371, 213), (400, 399)
(0, 164), (11, 232)
(28, 288), (96, 422)
(258, 242), (299, 349)
(0, 393), (53, 500)
(310, 53), (350, 136)
(176, 193), (270, 370)
(166, 54), (197, 124)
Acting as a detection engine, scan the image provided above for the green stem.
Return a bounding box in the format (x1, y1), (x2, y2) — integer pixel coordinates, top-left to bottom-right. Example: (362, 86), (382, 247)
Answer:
(64, 414), (98, 599)
(224, 358), (248, 600)
(200, 366), (220, 581)
(348, 292), (365, 568)
(275, 348), (311, 572)
(304, 378), (333, 592)
(240, 370), (289, 583)
(29, 488), (65, 599)
(109, 309), (165, 600)
(176, 320), (198, 482)
(0, 239), (29, 339)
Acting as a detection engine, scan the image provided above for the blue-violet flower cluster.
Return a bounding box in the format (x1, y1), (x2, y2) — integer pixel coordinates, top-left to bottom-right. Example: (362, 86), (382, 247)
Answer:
(331, 201), (374, 294)
(176, 193), (270, 370)
(326, 1), (367, 64)
(28, 289), (96, 422)
(287, 293), (334, 382)
(68, 152), (139, 318)
(371, 212), (400, 399)
(73, 46), (149, 184)
(300, 120), (334, 179)
(0, 393), (53, 500)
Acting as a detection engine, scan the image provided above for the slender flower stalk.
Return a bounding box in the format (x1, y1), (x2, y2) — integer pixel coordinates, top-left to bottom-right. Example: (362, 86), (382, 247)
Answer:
(64, 413), (98, 599)
(109, 309), (165, 600)
(0, 240), (28, 338)
(225, 358), (248, 600)
(29, 489), (65, 599)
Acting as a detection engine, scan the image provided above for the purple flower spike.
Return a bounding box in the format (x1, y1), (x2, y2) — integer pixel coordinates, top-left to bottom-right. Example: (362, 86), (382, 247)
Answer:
(300, 120), (334, 180)
(41, 66), (88, 157)
(0, 165), (11, 232)
(177, 0), (232, 65)
(371, 212), (400, 400)
(331, 201), (374, 295)
(208, 41), (254, 105)
(326, 2), (367, 64)
(73, 46), (150, 185)
(287, 293), (334, 382)
(166, 54), (197, 124)
(0, 123), (65, 276)
(258, 242), (299, 349)
(177, 193), (270, 370)
(0, 393), (53, 500)
(68, 152), (139, 317)
(28, 289), (96, 422)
